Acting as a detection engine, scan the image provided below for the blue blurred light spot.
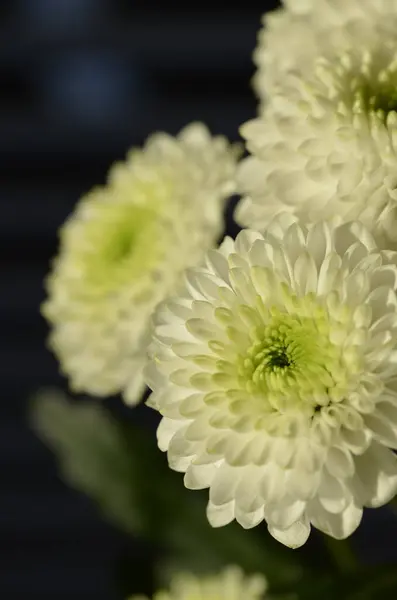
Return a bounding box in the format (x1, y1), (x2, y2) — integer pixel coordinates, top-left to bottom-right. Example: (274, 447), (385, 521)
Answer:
(18, 0), (105, 33)
(42, 51), (143, 128)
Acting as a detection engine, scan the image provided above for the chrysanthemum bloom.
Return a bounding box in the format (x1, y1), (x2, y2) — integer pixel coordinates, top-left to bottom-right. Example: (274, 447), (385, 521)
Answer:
(129, 566), (267, 600)
(253, 0), (397, 101)
(237, 1), (397, 246)
(42, 124), (240, 404)
(146, 217), (397, 547)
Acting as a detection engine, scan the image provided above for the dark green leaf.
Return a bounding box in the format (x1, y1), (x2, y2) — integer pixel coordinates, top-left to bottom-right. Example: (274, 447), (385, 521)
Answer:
(30, 390), (303, 589)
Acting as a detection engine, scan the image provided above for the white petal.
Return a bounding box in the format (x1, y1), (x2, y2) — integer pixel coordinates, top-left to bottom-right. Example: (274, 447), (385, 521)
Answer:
(339, 426), (372, 455)
(123, 370), (146, 406)
(207, 500), (235, 527)
(334, 222), (375, 257)
(326, 446), (355, 479)
(209, 464), (240, 505)
(144, 361), (167, 391)
(235, 505), (265, 529)
(288, 468), (321, 501)
(364, 412), (397, 449)
(292, 439), (325, 473)
(353, 442), (397, 508)
(293, 250), (318, 295)
(283, 222), (306, 260)
(169, 455), (193, 472)
(168, 428), (196, 460)
(306, 221), (332, 270)
(266, 213), (299, 240)
(206, 249), (231, 285)
(367, 286), (397, 324)
(265, 496), (306, 529)
(218, 235), (235, 257)
(157, 418), (186, 452)
(268, 517), (311, 549)
(235, 229), (263, 256)
(184, 462), (219, 490)
(318, 472), (351, 514)
(194, 272), (225, 300)
(309, 499), (363, 540)
(165, 298), (193, 322)
(260, 464), (286, 504)
(235, 466), (265, 513)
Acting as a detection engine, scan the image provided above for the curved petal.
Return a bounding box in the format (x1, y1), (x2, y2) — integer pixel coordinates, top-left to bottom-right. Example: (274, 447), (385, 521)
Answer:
(235, 505), (265, 529)
(184, 461), (219, 490)
(207, 500), (235, 527)
(353, 442), (397, 508)
(308, 499), (363, 540)
(268, 516), (311, 548)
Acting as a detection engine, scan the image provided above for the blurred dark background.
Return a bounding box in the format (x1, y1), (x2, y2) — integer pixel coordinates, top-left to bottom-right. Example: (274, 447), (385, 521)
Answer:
(2, 1), (397, 599)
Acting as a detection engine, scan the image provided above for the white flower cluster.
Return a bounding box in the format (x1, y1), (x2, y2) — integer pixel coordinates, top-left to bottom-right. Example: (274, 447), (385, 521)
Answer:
(237, 0), (397, 248)
(144, 1), (397, 548)
(43, 0), (397, 552)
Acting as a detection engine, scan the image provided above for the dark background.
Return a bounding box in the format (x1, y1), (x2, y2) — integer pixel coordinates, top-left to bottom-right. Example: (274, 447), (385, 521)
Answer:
(2, 1), (397, 599)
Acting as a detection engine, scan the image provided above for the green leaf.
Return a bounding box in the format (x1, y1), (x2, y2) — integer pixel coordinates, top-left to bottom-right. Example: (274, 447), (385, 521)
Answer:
(30, 390), (303, 590)
(30, 388), (144, 534)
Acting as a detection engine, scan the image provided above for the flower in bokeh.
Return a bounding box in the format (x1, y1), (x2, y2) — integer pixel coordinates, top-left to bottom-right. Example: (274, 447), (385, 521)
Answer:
(237, 0), (397, 246)
(129, 566), (267, 600)
(146, 216), (397, 547)
(42, 123), (240, 405)
(253, 0), (397, 101)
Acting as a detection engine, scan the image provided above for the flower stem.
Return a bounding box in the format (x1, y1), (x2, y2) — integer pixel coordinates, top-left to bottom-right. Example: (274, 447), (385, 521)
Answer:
(322, 535), (358, 573)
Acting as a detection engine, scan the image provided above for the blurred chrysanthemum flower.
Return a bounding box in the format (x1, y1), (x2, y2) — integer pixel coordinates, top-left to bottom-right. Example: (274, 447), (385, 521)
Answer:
(146, 216), (397, 547)
(253, 0), (397, 101)
(129, 566), (267, 600)
(42, 124), (240, 405)
(237, 1), (397, 245)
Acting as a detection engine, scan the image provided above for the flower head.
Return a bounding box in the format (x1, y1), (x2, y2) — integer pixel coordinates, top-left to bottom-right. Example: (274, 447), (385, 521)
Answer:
(237, 0), (397, 244)
(237, 44), (397, 246)
(129, 566), (267, 600)
(42, 124), (240, 404)
(253, 0), (397, 101)
(146, 216), (397, 547)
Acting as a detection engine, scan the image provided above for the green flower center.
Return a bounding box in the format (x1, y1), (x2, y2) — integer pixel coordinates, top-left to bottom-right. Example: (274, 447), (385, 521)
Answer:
(107, 227), (137, 264)
(236, 297), (358, 416)
(98, 204), (156, 270)
(344, 51), (397, 123)
(370, 87), (397, 115)
(250, 316), (317, 378)
(75, 193), (165, 294)
(359, 76), (397, 122)
(266, 347), (291, 370)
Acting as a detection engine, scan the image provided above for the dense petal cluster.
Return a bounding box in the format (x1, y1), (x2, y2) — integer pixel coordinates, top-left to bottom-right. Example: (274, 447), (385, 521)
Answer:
(146, 217), (397, 547)
(237, 47), (397, 245)
(129, 566), (267, 600)
(42, 124), (240, 404)
(237, 0), (397, 246)
(253, 0), (397, 100)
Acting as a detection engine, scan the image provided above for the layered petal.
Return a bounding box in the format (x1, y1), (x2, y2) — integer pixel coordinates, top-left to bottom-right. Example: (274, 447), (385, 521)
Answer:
(239, 2), (397, 248)
(146, 218), (397, 547)
(42, 124), (240, 404)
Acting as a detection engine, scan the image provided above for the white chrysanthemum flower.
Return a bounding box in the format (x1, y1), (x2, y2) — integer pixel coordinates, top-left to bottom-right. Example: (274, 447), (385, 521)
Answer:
(237, 40), (397, 246)
(42, 123), (240, 405)
(253, 0), (397, 100)
(129, 566), (267, 600)
(146, 216), (397, 547)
